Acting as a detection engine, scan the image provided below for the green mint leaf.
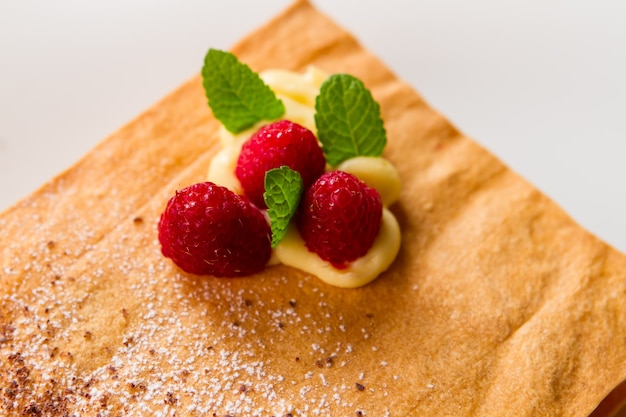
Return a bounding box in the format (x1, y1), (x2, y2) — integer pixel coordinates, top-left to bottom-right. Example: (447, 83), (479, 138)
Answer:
(263, 166), (303, 248)
(314, 74), (387, 166)
(202, 48), (285, 133)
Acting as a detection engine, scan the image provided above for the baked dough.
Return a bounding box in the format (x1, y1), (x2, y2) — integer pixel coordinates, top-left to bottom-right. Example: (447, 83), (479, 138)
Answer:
(1, 1), (625, 415)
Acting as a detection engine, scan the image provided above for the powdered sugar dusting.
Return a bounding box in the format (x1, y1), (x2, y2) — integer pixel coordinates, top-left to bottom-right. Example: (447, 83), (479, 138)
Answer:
(0, 207), (403, 416)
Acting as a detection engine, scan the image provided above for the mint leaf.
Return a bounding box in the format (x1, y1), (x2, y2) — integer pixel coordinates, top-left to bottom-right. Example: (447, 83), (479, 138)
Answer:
(314, 74), (387, 166)
(263, 166), (303, 248)
(202, 49), (285, 133)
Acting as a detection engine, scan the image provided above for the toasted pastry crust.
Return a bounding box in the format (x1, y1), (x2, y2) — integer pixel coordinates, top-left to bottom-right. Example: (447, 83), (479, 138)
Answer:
(1, 1), (625, 415)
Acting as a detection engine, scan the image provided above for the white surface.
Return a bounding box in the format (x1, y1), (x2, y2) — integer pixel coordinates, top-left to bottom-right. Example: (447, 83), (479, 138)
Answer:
(0, 0), (625, 252)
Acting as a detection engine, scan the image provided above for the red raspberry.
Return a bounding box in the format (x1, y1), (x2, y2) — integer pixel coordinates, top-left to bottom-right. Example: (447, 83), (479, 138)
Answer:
(235, 120), (326, 208)
(158, 182), (271, 277)
(297, 171), (383, 269)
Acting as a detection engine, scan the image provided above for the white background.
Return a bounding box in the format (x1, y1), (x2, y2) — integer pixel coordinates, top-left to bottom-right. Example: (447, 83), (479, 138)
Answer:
(0, 0), (625, 253)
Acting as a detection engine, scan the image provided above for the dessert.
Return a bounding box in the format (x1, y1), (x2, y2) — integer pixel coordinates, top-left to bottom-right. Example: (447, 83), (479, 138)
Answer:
(179, 49), (402, 287)
(1, 1), (625, 416)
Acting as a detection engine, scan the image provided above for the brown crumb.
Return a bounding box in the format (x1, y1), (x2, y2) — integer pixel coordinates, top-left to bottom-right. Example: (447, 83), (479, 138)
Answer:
(23, 403), (41, 415)
(164, 391), (177, 405)
(289, 299), (296, 308)
(239, 384), (248, 393)
(356, 411), (364, 417)
(0, 324), (15, 344)
(49, 346), (59, 359)
(356, 383), (365, 391)
(5, 380), (18, 399)
(128, 382), (147, 391)
(133, 216), (144, 224)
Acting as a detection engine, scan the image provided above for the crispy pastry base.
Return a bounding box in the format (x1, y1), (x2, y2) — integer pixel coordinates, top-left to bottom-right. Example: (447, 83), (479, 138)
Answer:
(1, 1), (625, 415)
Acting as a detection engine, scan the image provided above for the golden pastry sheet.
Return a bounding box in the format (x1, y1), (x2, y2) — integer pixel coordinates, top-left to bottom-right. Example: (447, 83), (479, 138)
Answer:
(1, 1), (625, 415)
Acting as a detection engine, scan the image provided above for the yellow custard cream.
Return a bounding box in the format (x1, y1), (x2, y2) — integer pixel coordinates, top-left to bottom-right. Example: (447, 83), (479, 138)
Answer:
(207, 67), (401, 288)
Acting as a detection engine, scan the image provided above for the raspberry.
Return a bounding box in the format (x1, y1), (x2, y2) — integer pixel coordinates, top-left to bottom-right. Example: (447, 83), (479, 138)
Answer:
(297, 171), (383, 269)
(235, 120), (326, 208)
(158, 182), (271, 277)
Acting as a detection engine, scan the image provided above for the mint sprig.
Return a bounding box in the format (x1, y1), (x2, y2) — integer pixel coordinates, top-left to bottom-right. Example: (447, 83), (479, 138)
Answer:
(314, 74), (387, 166)
(263, 167), (303, 248)
(202, 49), (285, 134)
